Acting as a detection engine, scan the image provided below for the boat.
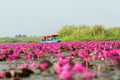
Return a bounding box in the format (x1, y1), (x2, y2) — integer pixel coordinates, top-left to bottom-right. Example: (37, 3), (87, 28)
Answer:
(40, 34), (61, 43)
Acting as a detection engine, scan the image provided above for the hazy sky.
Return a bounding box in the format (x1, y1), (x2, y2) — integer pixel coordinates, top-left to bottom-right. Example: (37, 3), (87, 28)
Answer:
(0, 0), (120, 37)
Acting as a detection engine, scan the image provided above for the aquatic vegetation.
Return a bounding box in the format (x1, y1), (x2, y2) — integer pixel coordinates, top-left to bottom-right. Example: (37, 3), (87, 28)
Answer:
(0, 41), (120, 80)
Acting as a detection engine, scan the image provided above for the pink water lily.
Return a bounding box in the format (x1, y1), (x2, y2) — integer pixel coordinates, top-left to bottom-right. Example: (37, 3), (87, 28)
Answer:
(0, 54), (5, 60)
(110, 60), (115, 66)
(31, 62), (37, 68)
(79, 50), (90, 61)
(0, 71), (6, 78)
(40, 63), (48, 70)
(72, 50), (78, 56)
(57, 53), (65, 59)
(62, 63), (72, 71)
(54, 62), (63, 74)
(73, 62), (86, 73)
(8, 53), (19, 61)
(67, 56), (73, 61)
(83, 72), (94, 80)
(59, 70), (73, 80)
(35, 49), (44, 59)
(97, 52), (104, 60)
(0, 41), (120, 79)
(24, 54), (34, 60)
(58, 58), (68, 66)
(20, 62), (29, 69)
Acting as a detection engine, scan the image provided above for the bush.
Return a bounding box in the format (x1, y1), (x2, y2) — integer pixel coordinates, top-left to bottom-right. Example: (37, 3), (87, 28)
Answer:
(58, 25), (120, 41)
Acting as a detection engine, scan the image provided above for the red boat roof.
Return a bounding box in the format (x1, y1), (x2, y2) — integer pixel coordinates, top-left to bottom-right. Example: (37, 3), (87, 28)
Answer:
(43, 34), (58, 37)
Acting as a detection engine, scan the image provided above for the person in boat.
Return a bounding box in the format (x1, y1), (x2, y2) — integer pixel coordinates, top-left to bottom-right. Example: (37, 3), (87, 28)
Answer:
(42, 36), (46, 41)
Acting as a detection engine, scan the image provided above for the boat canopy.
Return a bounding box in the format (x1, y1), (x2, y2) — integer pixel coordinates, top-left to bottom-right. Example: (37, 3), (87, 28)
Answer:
(43, 34), (58, 38)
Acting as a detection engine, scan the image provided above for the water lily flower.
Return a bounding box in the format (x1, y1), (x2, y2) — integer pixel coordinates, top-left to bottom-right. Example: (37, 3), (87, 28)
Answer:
(0, 71), (6, 78)
(83, 72), (94, 80)
(73, 62), (86, 73)
(57, 53), (65, 59)
(110, 60), (115, 66)
(62, 63), (72, 71)
(30, 62), (37, 68)
(40, 63), (48, 70)
(72, 50), (78, 56)
(54, 62), (63, 74)
(20, 62), (29, 69)
(59, 70), (73, 80)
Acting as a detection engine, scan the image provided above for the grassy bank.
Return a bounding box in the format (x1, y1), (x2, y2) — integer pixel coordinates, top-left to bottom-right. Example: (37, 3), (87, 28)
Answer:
(58, 25), (120, 41)
(0, 37), (42, 43)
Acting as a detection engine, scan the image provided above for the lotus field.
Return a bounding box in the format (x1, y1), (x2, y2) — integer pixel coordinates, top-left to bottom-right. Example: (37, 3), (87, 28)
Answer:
(0, 41), (120, 80)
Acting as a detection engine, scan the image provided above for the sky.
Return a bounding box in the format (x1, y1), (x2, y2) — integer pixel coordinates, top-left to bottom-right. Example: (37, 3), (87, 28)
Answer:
(0, 0), (120, 37)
